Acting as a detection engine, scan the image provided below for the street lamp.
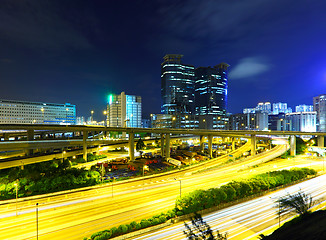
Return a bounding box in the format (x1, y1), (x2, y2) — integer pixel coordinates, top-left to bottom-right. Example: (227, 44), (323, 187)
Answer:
(103, 110), (107, 127)
(14, 181), (18, 216)
(91, 110), (94, 123)
(174, 178), (181, 198)
(143, 165), (149, 190)
(62, 150), (66, 162)
(36, 203), (39, 240)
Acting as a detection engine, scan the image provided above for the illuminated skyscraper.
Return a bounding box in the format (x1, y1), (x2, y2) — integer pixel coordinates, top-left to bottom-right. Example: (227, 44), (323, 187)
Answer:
(313, 94), (326, 132)
(161, 54), (195, 114)
(195, 64), (228, 116)
(107, 92), (141, 128)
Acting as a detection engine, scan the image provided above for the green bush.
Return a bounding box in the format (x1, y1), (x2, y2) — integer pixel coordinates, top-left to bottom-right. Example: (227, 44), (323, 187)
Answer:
(110, 227), (118, 237)
(175, 168), (316, 215)
(140, 219), (150, 228)
(118, 224), (129, 234)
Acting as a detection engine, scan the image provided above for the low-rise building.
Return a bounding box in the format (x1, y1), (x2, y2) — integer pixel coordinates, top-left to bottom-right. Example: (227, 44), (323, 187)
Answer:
(0, 99), (76, 125)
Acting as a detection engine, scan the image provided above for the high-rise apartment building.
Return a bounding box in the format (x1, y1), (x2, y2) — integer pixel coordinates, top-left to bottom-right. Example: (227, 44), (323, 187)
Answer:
(273, 102), (292, 114)
(256, 102), (272, 114)
(107, 92), (141, 128)
(295, 104), (313, 112)
(313, 94), (326, 132)
(161, 54), (195, 115)
(0, 99), (76, 124)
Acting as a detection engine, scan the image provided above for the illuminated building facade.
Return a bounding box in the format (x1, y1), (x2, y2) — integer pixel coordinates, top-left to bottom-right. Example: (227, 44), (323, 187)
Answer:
(295, 104), (313, 113)
(195, 64), (229, 129)
(285, 111), (316, 132)
(106, 92), (141, 128)
(160, 54), (229, 129)
(0, 99), (76, 124)
(313, 94), (326, 132)
(161, 54), (195, 115)
(228, 112), (268, 131)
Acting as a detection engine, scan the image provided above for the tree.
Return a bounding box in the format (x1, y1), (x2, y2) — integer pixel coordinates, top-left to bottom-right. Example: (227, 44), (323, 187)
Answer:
(136, 138), (145, 151)
(183, 213), (228, 240)
(276, 190), (315, 216)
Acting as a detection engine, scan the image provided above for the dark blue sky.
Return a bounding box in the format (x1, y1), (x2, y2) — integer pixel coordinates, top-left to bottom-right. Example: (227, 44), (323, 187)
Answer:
(1, 0), (326, 120)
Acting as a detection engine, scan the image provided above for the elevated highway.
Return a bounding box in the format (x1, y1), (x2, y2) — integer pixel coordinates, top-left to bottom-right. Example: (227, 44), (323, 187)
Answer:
(0, 124), (325, 169)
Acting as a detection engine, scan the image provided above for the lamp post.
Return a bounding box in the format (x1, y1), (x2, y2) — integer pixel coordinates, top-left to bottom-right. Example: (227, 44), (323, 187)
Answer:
(36, 203), (39, 240)
(174, 178), (181, 198)
(103, 110), (107, 127)
(101, 163), (104, 184)
(62, 150), (66, 162)
(91, 110), (94, 123)
(143, 165), (149, 190)
(14, 181), (18, 216)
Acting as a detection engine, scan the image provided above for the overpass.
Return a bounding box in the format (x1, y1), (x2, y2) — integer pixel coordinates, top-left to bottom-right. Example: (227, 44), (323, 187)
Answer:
(0, 124), (325, 169)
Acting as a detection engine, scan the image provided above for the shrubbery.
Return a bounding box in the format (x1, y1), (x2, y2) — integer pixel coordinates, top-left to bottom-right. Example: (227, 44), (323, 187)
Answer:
(84, 211), (175, 240)
(84, 168), (316, 240)
(0, 160), (100, 200)
(175, 168), (317, 215)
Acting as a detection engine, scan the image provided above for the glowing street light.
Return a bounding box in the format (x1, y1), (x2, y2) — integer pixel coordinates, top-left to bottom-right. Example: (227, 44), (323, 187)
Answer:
(174, 178), (181, 198)
(143, 165), (149, 190)
(103, 110), (107, 127)
(91, 110), (94, 123)
(14, 181), (18, 216)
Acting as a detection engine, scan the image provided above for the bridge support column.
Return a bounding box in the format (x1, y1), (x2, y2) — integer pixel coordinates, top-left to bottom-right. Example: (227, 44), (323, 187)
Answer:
(231, 137), (236, 151)
(160, 133), (165, 157)
(128, 132), (135, 161)
(4, 133), (9, 141)
(26, 130), (34, 156)
(83, 130), (88, 161)
(200, 135), (205, 152)
(251, 134), (256, 156)
(290, 135), (296, 156)
(318, 136), (325, 148)
(208, 135), (213, 158)
(165, 133), (170, 158)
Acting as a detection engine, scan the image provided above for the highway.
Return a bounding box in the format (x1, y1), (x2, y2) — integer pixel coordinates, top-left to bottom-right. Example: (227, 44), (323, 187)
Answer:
(134, 170), (326, 240)
(1, 141), (318, 240)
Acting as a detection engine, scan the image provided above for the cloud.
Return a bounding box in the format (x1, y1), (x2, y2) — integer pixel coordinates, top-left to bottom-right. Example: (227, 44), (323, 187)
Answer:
(0, 1), (92, 51)
(229, 57), (271, 80)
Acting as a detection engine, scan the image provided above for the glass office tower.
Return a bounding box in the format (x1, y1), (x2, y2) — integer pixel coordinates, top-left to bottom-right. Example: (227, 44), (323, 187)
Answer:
(194, 63), (228, 116)
(161, 54), (195, 115)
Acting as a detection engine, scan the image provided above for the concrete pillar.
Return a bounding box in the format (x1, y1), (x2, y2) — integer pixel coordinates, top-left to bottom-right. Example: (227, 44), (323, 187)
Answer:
(160, 133), (165, 157)
(83, 130), (88, 161)
(251, 134), (256, 156)
(128, 132), (135, 161)
(231, 137), (236, 151)
(318, 136), (325, 148)
(200, 135), (205, 152)
(4, 134), (9, 141)
(290, 135), (296, 156)
(26, 130), (34, 156)
(165, 133), (170, 158)
(208, 135), (213, 158)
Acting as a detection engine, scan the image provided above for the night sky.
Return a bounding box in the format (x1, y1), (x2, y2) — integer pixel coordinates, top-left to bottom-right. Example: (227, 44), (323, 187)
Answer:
(1, 0), (326, 120)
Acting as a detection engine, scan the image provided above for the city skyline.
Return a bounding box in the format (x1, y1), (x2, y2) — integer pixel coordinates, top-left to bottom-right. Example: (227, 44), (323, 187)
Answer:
(1, 1), (326, 119)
